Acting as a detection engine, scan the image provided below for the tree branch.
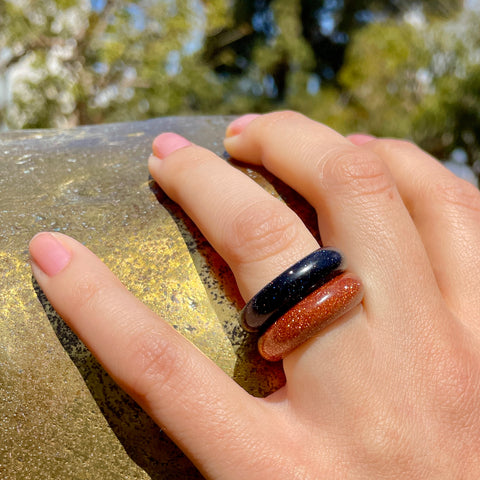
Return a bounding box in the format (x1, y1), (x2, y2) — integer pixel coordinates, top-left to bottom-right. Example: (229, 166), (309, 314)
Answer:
(0, 35), (64, 72)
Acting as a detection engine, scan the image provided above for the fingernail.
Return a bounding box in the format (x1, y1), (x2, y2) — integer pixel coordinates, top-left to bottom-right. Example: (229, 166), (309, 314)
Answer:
(152, 133), (191, 159)
(225, 114), (260, 137)
(29, 232), (72, 276)
(347, 134), (376, 146)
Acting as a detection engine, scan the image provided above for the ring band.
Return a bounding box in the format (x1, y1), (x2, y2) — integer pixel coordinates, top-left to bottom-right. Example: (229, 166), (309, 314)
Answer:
(258, 272), (364, 361)
(240, 248), (345, 332)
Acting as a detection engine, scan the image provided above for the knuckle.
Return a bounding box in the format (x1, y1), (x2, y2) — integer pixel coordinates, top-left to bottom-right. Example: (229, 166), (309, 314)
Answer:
(161, 146), (210, 199)
(260, 110), (307, 130)
(320, 147), (395, 200)
(226, 201), (301, 265)
(427, 177), (480, 215)
(372, 138), (420, 156)
(357, 414), (408, 466)
(125, 330), (186, 404)
(265, 110), (305, 122)
(69, 270), (111, 313)
(429, 346), (480, 433)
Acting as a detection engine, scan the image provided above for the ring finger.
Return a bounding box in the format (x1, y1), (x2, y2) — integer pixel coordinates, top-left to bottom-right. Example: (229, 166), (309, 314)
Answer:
(149, 133), (319, 300)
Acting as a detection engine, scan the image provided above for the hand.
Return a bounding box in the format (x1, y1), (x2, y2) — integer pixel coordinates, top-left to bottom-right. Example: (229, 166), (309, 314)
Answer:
(29, 112), (480, 479)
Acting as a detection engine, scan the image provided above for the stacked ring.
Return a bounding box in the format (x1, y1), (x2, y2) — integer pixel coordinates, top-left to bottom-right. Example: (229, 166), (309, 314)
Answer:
(258, 272), (363, 361)
(240, 248), (364, 361)
(240, 248), (345, 332)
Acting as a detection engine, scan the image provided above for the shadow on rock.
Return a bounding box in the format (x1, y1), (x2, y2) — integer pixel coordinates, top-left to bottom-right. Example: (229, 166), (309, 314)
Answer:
(149, 173), (286, 397)
(32, 277), (203, 480)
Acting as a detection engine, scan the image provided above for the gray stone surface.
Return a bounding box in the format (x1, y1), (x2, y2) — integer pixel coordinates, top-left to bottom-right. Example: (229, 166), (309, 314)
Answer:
(0, 117), (300, 479)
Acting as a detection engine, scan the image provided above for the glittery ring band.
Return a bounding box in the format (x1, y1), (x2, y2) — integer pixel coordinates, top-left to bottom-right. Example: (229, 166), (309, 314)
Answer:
(240, 248), (345, 332)
(258, 272), (364, 361)
(239, 248), (364, 361)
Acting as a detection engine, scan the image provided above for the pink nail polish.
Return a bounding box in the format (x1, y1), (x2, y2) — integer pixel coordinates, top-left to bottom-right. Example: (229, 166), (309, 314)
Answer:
(152, 133), (191, 159)
(225, 114), (260, 137)
(29, 232), (72, 276)
(348, 134), (376, 146)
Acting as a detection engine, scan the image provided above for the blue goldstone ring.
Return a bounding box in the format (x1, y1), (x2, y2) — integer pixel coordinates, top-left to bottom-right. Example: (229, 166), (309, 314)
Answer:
(240, 247), (345, 332)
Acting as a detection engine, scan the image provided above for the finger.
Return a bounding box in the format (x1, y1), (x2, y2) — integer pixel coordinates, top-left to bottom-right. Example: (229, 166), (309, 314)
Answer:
(355, 137), (480, 321)
(347, 134), (376, 145)
(148, 133), (319, 300)
(29, 232), (282, 478)
(224, 112), (444, 325)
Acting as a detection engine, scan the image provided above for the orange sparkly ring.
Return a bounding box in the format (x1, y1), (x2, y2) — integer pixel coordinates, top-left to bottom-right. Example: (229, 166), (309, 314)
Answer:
(240, 248), (364, 361)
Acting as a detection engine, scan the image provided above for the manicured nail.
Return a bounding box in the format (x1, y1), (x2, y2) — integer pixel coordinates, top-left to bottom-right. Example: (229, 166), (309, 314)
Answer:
(29, 232), (72, 276)
(347, 134), (376, 146)
(225, 114), (261, 137)
(152, 133), (191, 159)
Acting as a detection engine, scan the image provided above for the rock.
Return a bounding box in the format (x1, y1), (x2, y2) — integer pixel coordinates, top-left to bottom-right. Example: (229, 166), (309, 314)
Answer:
(0, 117), (308, 479)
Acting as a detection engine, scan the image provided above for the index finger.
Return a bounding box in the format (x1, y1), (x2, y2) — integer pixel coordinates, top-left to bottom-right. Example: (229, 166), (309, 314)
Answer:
(28, 232), (277, 479)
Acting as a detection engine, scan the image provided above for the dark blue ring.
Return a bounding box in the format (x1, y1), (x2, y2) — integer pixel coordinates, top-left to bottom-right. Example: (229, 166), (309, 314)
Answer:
(240, 247), (345, 332)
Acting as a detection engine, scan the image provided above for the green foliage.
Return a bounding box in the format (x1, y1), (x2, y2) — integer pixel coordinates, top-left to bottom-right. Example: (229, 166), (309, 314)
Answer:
(1, 0), (478, 169)
(336, 21), (431, 137)
(327, 7), (480, 165)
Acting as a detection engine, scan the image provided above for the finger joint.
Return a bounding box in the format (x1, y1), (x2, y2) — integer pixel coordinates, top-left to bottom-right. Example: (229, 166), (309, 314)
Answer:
(225, 201), (302, 266)
(319, 147), (396, 202)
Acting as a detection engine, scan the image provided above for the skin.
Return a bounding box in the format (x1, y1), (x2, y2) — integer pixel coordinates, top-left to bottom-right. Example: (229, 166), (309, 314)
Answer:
(29, 111), (480, 479)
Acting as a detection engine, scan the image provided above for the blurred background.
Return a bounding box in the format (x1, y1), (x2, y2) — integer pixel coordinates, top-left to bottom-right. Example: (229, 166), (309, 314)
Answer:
(1, 0), (479, 179)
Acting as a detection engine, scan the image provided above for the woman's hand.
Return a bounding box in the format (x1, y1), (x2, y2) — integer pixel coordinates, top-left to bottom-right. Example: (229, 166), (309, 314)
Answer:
(29, 112), (480, 479)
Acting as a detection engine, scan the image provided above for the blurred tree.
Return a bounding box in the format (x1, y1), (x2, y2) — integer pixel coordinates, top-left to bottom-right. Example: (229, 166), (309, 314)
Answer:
(0, 0), (230, 128)
(412, 7), (480, 166)
(2, 0), (479, 173)
(204, 0), (462, 109)
(328, 5), (480, 167)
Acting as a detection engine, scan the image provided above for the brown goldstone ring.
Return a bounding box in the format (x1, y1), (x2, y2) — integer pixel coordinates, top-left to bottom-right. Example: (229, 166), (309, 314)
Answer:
(239, 248), (364, 361)
(258, 272), (364, 361)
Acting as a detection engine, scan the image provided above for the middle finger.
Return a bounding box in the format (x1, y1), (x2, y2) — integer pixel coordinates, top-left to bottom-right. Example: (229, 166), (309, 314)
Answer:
(224, 112), (444, 325)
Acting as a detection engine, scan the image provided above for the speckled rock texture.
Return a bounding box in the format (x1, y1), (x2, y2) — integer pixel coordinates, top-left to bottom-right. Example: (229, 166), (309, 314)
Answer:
(0, 116), (318, 479)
